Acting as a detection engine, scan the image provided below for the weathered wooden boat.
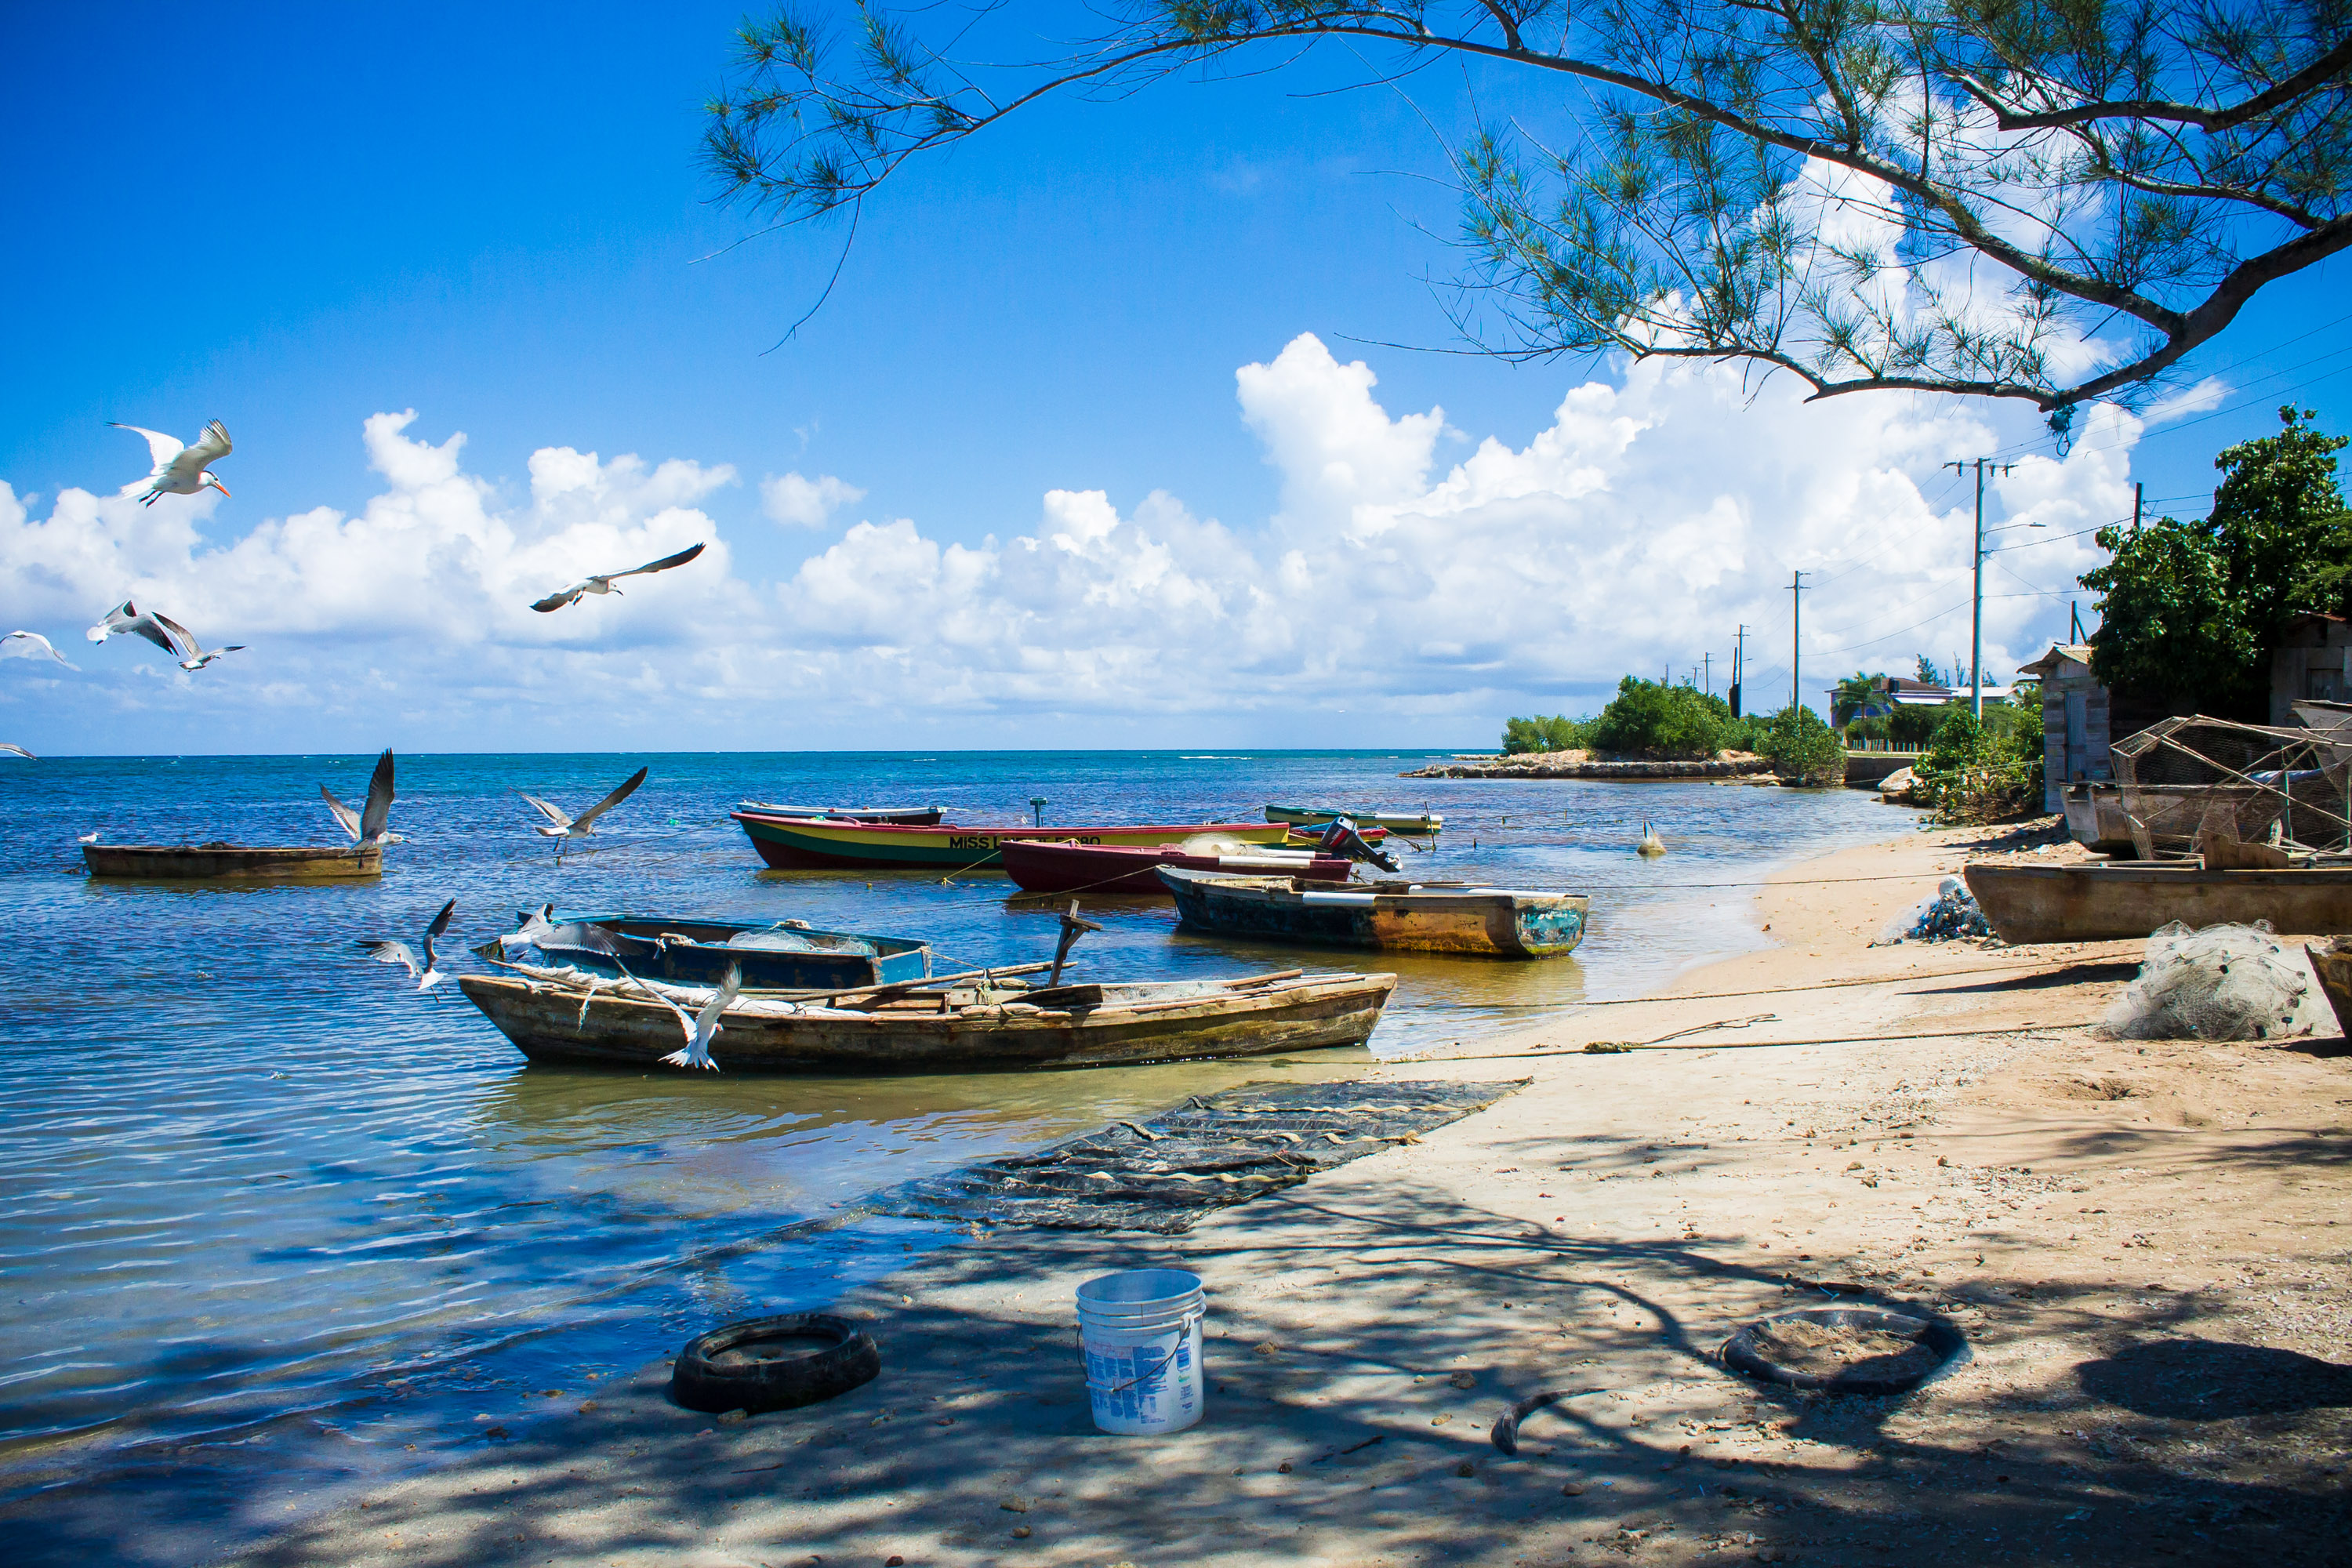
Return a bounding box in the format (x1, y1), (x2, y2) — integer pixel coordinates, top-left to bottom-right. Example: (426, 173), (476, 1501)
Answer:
(735, 803), (946, 825)
(524, 914), (931, 989)
(1157, 866), (1586, 958)
(730, 811), (1290, 870)
(1266, 804), (1443, 835)
(456, 968), (1396, 1072)
(1964, 861), (2352, 944)
(82, 842), (383, 880)
(2308, 938), (2352, 1036)
(1286, 822), (1389, 846)
(2060, 780), (2336, 857)
(997, 838), (1354, 895)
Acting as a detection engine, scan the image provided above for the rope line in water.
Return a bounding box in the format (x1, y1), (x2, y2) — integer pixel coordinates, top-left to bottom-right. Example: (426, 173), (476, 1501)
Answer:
(1402, 1016), (2107, 1062)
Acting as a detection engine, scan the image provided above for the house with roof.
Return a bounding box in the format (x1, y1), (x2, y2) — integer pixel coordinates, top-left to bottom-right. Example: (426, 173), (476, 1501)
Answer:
(2016, 643), (2110, 813)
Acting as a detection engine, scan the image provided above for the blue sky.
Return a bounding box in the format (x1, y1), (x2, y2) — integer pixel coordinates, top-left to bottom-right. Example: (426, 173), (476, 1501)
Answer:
(2, 3), (2347, 753)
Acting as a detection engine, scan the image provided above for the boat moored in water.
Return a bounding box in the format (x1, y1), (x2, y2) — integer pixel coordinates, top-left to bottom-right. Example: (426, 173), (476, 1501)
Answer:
(1266, 804), (1443, 835)
(456, 967), (1397, 1072)
(82, 842), (384, 880)
(734, 803), (946, 825)
(1157, 866), (1587, 957)
(730, 811), (1290, 870)
(1965, 860), (2352, 944)
(521, 914), (932, 990)
(997, 838), (1356, 895)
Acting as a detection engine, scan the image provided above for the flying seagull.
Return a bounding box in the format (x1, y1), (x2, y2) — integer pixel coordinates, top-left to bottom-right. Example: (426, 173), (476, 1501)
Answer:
(530, 543), (706, 613)
(2, 632), (74, 668)
(321, 748), (401, 846)
(356, 897), (457, 992)
(474, 902), (560, 961)
(515, 766), (648, 860)
(139, 612), (245, 672)
(87, 601), (147, 645)
(113, 420), (233, 506)
(647, 962), (742, 1072)
(1, 744), (34, 760)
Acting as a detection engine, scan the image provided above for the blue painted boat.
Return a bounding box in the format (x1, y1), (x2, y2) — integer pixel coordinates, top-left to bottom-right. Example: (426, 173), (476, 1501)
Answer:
(1157, 868), (1586, 959)
(523, 914), (932, 990)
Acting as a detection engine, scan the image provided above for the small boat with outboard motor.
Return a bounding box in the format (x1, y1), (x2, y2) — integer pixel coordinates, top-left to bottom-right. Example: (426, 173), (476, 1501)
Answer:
(1266, 804), (1443, 835)
(506, 913), (934, 990)
(1157, 866), (1587, 958)
(730, 810), (1290, 870)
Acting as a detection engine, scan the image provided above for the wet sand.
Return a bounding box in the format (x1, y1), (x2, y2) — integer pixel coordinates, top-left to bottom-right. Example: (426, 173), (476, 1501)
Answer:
(209, 822), (2352, 1567)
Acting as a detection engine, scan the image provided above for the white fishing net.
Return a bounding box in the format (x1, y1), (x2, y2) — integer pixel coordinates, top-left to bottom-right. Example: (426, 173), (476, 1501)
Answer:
(2097, 920), (2325, 1041)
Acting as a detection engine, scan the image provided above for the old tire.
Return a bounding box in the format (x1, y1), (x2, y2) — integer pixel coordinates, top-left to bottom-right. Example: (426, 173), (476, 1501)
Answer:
(1721, 1307), (1963, 1395)
(670, 1312), (881, 1414)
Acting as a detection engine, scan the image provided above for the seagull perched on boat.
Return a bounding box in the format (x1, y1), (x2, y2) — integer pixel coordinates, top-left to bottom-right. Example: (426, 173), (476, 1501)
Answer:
(112, 419), (233, 505)
(514, 766), (648, 861)
(472, 903), (560, 961)
(136, 612), (245, 672)
(321, 748), (401, 846)
(1, 744), (34, 760)
(2, 631), (74, 667)
(78, 831), (100, 843)
(357, 897), (457, 991)
(648, 962), (742, 1072)
(529, 543), (706, 613)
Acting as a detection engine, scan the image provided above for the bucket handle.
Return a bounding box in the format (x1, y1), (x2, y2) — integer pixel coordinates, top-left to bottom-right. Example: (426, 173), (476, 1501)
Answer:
(1083, 1307), (1205, 1398)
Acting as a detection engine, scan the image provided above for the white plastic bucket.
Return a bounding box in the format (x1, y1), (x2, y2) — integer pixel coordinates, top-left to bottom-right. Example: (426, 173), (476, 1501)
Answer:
(1076, 1268), (1205, 1436)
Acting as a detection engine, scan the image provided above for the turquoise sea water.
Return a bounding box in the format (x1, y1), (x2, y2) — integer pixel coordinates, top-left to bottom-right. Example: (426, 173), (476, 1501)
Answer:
(0, 750), (1908, 1562)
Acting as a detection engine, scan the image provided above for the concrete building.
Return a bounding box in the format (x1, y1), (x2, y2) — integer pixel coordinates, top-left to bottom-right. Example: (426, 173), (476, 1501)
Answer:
(2016, 643), (2111, 813)
(2271, 613), (2352, 724)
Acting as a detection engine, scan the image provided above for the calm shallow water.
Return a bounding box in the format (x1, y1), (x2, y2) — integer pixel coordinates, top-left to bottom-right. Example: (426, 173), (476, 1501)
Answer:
(0, 750), (1908, 1559)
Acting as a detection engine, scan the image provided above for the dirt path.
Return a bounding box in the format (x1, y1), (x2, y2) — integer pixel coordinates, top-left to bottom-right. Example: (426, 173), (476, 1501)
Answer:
(218, 824), (2352, 1568)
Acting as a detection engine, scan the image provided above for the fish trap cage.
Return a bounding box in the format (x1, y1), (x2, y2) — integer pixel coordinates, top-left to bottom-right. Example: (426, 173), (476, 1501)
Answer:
(2111, 715), (2352, 861)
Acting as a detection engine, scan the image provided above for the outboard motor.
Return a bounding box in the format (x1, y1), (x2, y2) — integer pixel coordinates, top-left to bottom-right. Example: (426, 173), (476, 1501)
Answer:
(1318, 815), (1403, 873)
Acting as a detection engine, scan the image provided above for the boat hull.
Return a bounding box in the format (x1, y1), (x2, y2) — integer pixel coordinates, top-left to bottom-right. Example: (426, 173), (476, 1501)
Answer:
(997, 840), (1354, 895)
(456, 971), (1396, 1073)
(735, 804), (945, 825)
(1160, 869), (1587, 958)
(731, 814), (1290, 870)
(1964, 862), (2352, 944)
(530, 916), (931, 990)
(1266, 804), (1443, 834)
(82, 844), (383, 880)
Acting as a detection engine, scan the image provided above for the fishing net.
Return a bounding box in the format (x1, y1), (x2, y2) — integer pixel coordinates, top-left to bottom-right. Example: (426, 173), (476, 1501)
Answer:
(1878, 877), (1993, 944)
(868, 1079), (1524, 1233)
(2096, 920), (2323, 1041)
(2111, 716), (2352, 858)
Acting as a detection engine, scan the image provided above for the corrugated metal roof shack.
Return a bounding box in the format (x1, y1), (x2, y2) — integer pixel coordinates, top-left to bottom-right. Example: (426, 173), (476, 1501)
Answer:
(2017, 643), (2110, 813)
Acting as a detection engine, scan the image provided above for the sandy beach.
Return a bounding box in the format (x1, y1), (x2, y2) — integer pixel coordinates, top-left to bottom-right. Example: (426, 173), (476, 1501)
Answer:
(206, 822), (2351, 1568)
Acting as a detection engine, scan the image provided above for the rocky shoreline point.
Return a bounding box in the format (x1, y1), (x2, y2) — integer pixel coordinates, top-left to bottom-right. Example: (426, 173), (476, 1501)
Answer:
(1402, 746), (1776, 780)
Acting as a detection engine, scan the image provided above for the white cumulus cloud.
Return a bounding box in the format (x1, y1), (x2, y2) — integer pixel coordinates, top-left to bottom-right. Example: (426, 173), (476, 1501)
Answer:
(760, 470), (865, 528)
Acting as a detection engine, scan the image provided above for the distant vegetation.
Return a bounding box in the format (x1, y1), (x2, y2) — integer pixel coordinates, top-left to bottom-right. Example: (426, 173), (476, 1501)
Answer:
(1586, 677), (1730, 759)
(1501, 714), (1591, 754)
(1501, 678), (1847, 783)
(1759, 705), (1846, 788)
(1915, 707), (2046, 822)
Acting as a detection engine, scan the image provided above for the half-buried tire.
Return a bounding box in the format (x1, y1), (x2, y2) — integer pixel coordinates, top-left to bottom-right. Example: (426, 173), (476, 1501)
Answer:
(1721, 1307), (1964, 1395)
(670, 1312), (881, 1414)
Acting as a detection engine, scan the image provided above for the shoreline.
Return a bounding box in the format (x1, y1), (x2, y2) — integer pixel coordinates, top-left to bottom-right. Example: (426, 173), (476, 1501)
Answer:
(53, 825), (2352, 1566)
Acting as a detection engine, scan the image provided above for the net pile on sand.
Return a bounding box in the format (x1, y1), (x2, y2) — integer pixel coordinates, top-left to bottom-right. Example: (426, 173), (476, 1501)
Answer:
(2097, 920), (2320, 1041)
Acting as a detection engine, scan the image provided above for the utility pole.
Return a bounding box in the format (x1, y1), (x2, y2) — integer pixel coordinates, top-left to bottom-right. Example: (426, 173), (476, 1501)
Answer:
(1790, 571), (1807, 716)
(1704, 652), (1711, 696)
(2133, 481), (2143, 532)
(1945, 456), (2015, 721)
(1731, 626), (1747, 717)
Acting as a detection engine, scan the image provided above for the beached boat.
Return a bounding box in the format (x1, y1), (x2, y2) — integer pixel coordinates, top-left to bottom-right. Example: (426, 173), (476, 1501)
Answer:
(523, 914), (931, 990)
(456, 968), (1396, 1072)
(1964, 861), (2352, 945)
(1266, 804), (1443, 835)
(1157, 867), (1587, 958)
(730, 811), (1290, 870)
(998, 839), (1355, 895)
(82, 843), (383, 880)
(2310, 938), (2352, 1036)
(735, 803), (945, 825)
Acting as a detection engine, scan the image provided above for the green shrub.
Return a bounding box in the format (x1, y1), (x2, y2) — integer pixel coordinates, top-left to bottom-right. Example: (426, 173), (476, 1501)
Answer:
(1886, 704), (1943, 747)
(1501, 713), (1590, 754)
(1915, 708), (2045, 822)
(1760, 704), (1846, 787)
(1586, 677), (1728, 759)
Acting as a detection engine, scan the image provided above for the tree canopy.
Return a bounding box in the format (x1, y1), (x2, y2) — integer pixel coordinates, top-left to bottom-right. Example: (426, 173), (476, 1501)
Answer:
(704, 2), (2352, 414)
(2080, 405), (2350, 717)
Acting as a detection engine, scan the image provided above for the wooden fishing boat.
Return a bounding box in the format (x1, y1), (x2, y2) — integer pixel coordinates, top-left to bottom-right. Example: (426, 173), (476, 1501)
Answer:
(730, 811), (1290, 870)
(1286, 823), (1388, 846)
(82, 843), (383, 880)
(2309, 938), (2352, 1036)
(735, 803), (945, 825)
(1964, 861), (2352, 945)
(1266, 804), (1443, 835)
(456, 968), (1396, 1073)
(1157, 867), (1586, 958)
(997, 839), (1354, 895)
(2060, 781), (2325, 857)
(525, 914), (931, 990)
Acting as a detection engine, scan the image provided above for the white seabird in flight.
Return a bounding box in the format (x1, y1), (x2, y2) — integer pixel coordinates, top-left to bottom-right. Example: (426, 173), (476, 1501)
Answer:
(321, 749), (401, 846)
(138, 612), (245, 672)
(530, 543), (706, 613)
(514, 766), (648, 861)
(2, 632), (74, 667)
(113, 420), (233, 506)
(357, 897), (457, 991)
(1, 744), (34, 760)
(647, 962), (742, 1072)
